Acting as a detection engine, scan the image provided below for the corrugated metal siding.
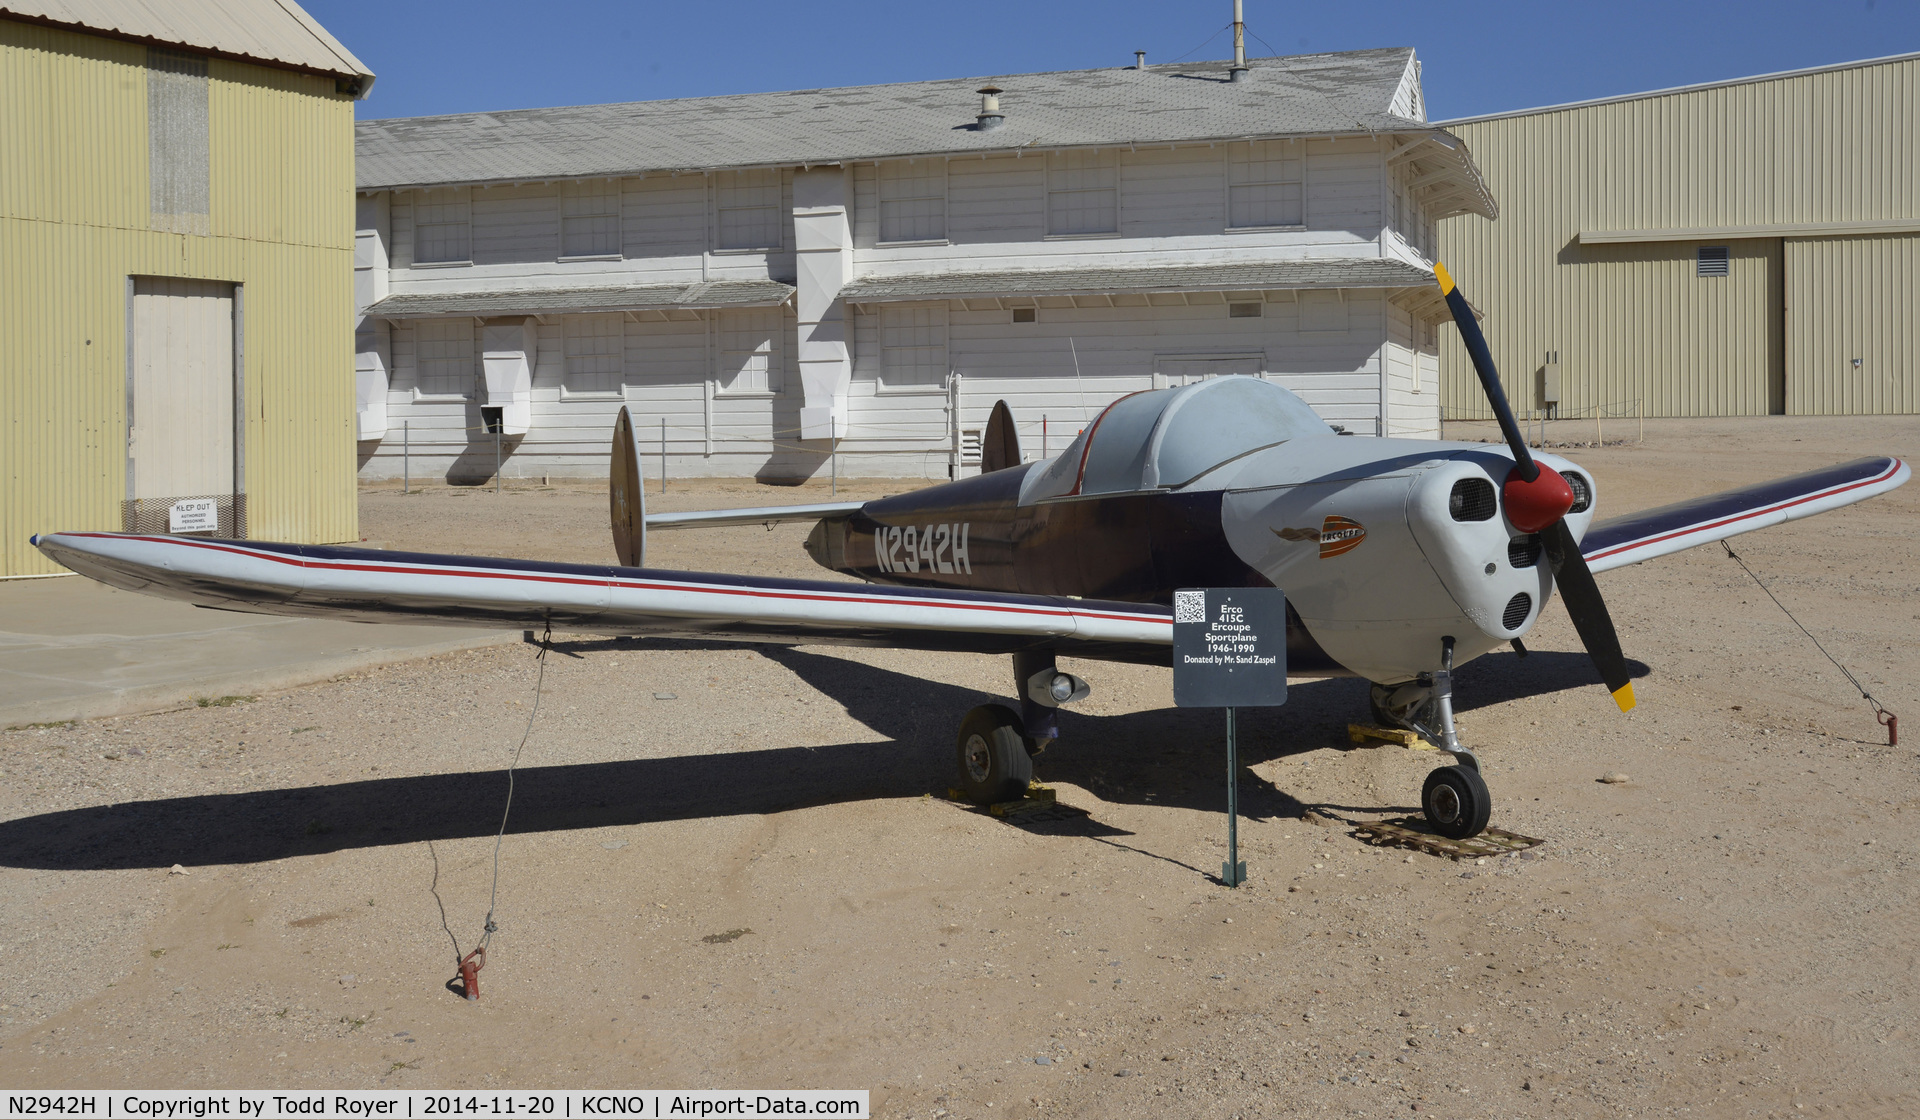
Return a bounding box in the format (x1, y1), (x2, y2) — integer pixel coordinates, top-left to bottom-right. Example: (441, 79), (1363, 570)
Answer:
(1438, 55), (1918, 418)
(1786, 234), (1918, 414)
(1, 18), (357, 576)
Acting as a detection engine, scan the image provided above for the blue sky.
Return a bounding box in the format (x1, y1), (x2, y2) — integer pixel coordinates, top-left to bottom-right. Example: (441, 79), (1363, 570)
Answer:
(310, 0), (1918, 122)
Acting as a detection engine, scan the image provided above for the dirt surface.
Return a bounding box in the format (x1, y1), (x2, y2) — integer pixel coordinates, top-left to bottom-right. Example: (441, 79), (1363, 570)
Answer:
(2, 417), (1916, 1118)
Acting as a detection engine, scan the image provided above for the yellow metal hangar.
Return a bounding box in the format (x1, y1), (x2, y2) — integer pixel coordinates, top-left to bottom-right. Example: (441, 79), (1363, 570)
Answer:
(1435, 51), (1920, 421)
(0, 0), (372, 578)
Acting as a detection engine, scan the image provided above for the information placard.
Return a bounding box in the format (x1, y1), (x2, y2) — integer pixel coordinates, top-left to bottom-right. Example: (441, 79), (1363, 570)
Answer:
(1171, 587), (1288, 709)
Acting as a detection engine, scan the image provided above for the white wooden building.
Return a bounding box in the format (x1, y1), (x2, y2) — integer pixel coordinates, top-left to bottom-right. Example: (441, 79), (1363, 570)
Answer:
(352, 48), (1496, 483)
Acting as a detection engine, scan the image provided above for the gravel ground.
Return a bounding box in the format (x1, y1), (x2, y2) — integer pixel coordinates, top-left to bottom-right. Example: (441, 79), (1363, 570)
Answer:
(1, 417), (1916, 1118)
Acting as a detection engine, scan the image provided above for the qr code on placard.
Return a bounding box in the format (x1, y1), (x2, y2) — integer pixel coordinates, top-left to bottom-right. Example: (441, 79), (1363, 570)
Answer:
(1173, 590), (1206, 624)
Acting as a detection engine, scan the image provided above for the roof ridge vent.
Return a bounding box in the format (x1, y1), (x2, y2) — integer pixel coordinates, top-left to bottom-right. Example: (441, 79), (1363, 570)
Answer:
(976, 86), (1004, 131)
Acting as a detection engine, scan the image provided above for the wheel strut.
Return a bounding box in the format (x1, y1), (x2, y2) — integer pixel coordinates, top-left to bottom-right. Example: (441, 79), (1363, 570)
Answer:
(1433, 635), (1479, 772)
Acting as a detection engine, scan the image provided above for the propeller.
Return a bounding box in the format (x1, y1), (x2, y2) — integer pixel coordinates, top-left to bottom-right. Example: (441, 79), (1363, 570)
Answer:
(1434, 263), (1637, 713)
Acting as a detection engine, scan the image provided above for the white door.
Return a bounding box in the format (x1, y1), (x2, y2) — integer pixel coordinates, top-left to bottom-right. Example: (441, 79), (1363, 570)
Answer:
(129, 277), (236, 533)
(1155, 355), (1263, 388)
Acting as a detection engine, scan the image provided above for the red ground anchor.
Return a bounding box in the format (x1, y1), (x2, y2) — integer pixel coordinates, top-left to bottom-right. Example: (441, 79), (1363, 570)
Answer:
(458, 946), (486, 1001)
(1880, 710), (1899, 748)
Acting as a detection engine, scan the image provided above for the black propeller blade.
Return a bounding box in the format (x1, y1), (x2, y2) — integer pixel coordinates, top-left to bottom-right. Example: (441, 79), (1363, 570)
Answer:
(1434, 263), (1636, 712)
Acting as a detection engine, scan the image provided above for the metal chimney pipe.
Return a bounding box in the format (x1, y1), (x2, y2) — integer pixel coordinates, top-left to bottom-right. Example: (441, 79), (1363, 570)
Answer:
(1230, 0), (1248, 81)
(976, 86), (1004, 131)
(1135, 50), (1146, 69)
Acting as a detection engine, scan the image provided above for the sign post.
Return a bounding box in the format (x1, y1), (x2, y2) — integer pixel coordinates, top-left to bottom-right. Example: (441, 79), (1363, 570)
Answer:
(1172, 587), (1288, 887)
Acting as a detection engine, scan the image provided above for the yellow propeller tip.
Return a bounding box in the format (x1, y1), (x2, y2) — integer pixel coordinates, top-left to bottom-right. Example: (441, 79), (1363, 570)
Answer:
(1433, 261), (1455, 294)
(1612, 682), (1637, 712)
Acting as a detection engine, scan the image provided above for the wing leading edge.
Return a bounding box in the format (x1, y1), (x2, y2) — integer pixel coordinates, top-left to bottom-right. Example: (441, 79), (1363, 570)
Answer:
(30, 532), (1172, 663)
(1582, 456), (1908, 574)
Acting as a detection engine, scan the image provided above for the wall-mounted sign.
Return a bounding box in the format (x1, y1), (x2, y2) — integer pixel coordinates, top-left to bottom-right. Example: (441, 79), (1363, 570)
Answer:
(169, 498), (218, 533)
(1172, 587), (1288, 708)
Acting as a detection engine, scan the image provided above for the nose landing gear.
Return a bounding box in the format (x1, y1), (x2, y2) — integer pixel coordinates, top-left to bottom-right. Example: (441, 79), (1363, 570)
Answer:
(1369, 636), (1493, 839)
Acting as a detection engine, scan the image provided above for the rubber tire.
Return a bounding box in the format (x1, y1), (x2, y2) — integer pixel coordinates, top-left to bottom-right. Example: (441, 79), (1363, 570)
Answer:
(1422, 765), (1492, 840)
(956, 704), (1033, 805)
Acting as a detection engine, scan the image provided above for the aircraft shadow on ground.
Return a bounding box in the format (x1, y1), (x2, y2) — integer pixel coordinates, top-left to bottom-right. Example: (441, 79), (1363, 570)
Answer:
(0, 645), (1646, 872)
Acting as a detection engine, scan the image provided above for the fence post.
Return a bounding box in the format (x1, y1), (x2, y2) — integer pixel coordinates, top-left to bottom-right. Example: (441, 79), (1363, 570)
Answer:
(402, 420), (409, 494)
(660, 417), (667, 494)
(494, 427), (501, 494)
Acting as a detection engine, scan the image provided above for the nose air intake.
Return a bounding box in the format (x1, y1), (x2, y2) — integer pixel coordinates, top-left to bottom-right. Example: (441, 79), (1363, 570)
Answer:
(1502, 592), (1533, 631)
(1449, 478), (1497, 521)
(1565, 471), (1593, 513)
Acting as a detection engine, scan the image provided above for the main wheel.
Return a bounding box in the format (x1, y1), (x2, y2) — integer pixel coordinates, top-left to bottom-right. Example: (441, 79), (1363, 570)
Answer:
(956, 704), (1033, 805)
(1422, 765), (1492, 840)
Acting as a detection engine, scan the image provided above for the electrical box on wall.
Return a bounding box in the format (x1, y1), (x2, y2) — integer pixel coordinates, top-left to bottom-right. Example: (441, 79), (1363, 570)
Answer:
(1537, 351), (1561, 412)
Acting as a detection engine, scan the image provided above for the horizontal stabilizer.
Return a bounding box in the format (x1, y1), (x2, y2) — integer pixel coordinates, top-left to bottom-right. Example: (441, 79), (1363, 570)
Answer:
(1583, 456), (1908, 574)
(30, 532), (1171, 662)
(645, 502), (865, 530)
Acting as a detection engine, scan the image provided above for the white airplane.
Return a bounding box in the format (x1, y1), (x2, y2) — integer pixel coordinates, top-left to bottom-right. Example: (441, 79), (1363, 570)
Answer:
(33, 267), (1908, 839)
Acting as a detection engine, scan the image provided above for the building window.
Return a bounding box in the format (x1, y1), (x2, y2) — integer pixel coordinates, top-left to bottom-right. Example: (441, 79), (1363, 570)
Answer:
(415, 187), (471, 264)
(1047, 150), (1117, 236)
(1228, 140), (1304, 229)
(1011, 307), (1036, 323)
(1229, 302), (1262, 318)
(1697, 245), (1730, 277)
(147, 49), (209, 234)
(881, 303), (948, 387)
(563, 315), (624, 394)
(879, 160), (946, 242)
(414, 320), (474, 396)
(717, 308), (781, 393)
(716, 169), (782, 250)
(561, 181), (621, 259)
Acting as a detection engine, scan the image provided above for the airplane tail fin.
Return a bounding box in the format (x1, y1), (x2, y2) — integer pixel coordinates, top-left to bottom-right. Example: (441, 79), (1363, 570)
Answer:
(610, 406), (646, 567)
(981, 400), (1021, 473)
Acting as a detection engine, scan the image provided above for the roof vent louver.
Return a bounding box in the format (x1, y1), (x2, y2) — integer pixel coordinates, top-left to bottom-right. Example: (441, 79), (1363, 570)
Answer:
(976, 87), (1005, 131)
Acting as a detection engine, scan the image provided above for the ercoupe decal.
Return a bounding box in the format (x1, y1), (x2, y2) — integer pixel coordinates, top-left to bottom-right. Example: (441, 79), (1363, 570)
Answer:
(1273, 515), (1367, 559)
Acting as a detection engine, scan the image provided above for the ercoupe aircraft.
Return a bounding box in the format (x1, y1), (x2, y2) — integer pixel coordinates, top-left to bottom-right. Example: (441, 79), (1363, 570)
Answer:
(34, 269), (1907, 839)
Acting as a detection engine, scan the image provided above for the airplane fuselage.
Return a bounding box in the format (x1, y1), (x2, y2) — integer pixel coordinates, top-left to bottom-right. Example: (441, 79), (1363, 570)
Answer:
(806, 435), (1597, 685)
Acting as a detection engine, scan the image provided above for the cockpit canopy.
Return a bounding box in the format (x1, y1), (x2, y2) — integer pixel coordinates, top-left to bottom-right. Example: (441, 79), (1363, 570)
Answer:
(1018, 376), (1336, 503)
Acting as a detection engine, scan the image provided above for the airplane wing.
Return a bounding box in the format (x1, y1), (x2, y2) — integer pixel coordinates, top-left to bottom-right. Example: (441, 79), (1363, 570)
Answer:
(644, 502), (864, 530)
(1582, 456), (1908, 574)
(29, 532), (1172, 663)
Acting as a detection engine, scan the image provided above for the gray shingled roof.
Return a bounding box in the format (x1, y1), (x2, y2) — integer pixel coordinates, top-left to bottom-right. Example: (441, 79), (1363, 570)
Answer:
(363, 279), (794, 319)
(357, 49), (1428, 191)
(839, 258), (1437, 302)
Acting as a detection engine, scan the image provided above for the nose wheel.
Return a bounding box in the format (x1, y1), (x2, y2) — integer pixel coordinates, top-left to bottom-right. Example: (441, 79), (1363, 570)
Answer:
(1422, 764), (1491, 839)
